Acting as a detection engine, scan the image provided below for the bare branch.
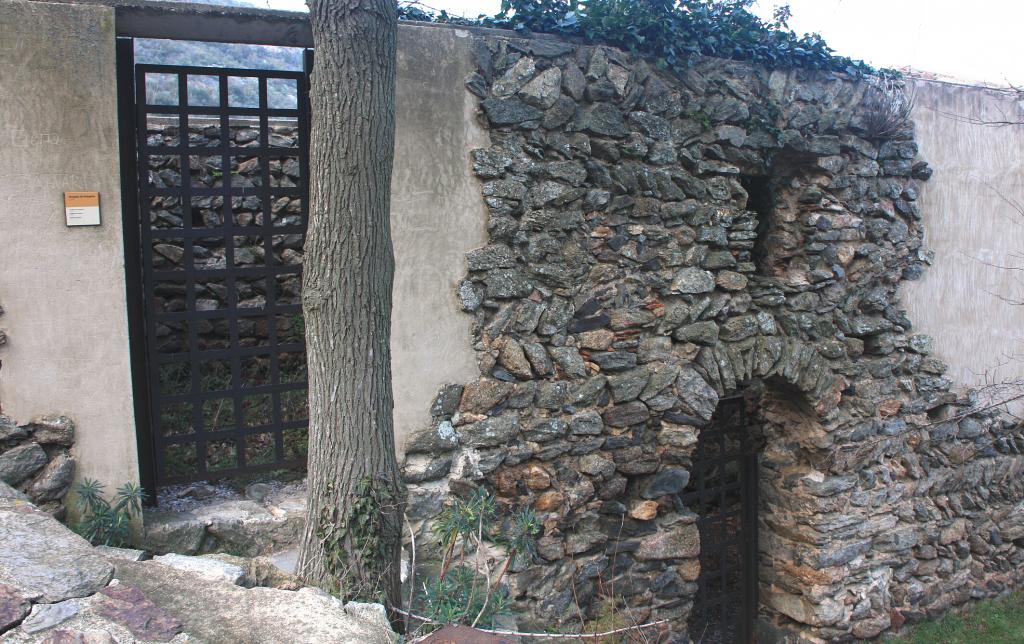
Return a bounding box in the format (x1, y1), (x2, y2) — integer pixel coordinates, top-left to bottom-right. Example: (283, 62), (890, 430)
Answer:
(394, 606), (669, 641)
(404, 513), (416, 625)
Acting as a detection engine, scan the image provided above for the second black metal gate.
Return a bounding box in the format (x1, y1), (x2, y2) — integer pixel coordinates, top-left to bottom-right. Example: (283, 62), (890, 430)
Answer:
(120, 42), (313, 487)
(681, 395), (760, 643)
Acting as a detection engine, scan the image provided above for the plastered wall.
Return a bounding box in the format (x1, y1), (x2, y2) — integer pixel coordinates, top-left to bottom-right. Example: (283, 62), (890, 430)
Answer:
(903, 80), (1024, 405)
(390, 24), (489, 456)
(0, 9), (486, 488)
(0, 0), (140, 489)
(3, 3), (1021, 494)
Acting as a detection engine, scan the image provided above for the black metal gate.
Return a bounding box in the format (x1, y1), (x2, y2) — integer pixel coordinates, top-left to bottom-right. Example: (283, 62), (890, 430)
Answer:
(681, 395), (759, 643)
(118, 41), (313, 488)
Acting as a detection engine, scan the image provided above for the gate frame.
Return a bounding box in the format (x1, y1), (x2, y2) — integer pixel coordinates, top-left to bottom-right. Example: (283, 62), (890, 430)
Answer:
(116, 35), (314, 499)
(682, 393), (761, 643)
(117, 37), (157, 499)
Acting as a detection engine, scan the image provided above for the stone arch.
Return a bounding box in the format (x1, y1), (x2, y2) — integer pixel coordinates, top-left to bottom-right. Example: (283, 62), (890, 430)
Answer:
(682, 335), (841, 422)
(679, 346), (846, 638)
(749, 381), (862, 637)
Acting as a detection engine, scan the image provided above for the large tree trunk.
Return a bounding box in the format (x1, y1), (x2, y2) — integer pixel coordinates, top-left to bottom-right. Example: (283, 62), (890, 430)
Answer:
(297, 0), (404, 615)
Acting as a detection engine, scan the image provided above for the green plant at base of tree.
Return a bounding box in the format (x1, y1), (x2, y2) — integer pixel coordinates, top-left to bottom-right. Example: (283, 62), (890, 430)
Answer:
(72, 479), (146, 547)
(315, 477), (400, 604)
(413, 488), (539, 631)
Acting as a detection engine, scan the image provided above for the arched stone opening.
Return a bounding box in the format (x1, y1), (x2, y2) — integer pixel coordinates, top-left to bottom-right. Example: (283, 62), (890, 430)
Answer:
(750, 380), (839, 638)
(681, 370), (836, 642)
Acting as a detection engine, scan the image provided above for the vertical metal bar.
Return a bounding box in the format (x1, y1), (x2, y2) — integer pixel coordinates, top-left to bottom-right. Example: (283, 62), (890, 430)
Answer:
(137, 65), (168, 484)
(255, 75), (285, 466)
(301, 50), (313, 195)
(116, 37), (158, 504)
(743, 453), (759, 640)
(179, 72), (205, 481)
(222, 72), (243, 472)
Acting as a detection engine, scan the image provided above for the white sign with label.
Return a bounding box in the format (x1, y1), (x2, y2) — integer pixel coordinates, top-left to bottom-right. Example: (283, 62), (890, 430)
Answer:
(65, 191), (101, 226)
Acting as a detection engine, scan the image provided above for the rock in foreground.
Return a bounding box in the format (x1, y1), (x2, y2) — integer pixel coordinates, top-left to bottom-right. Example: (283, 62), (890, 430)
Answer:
(0, 498), (113, 603)
(0, 494), (396, 644)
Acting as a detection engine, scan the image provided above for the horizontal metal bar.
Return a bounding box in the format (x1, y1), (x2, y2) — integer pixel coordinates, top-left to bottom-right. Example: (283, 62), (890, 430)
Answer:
(147, 187), (302, 198)
(154, 304), (302, 323)
(138, 63), (304, 79)
(153, 345), (302, 364)
(161, 381), (308, 405)
(117, 0), (313, 47)
(158, 418), (308, 445)
(148, 225), (306, 240)
(151, 266), (302, 280)
(159, 457), (307, 486)
(143, 105), (300, 117)
(142, 146), (301, 155)
(155, 342), (305, 363)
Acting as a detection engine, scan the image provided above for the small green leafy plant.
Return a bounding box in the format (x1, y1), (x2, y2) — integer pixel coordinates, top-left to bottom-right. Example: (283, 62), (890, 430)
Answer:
(399, 0), (895, 78)
(316, 477), (402, 603)
(414, 488), (540, 631)
(73, 479), (146, 547)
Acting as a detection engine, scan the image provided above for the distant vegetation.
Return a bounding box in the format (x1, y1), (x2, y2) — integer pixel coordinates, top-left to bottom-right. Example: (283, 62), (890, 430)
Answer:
(135, 0), (303, 107)
(136, 39), (304, 107)
(136, 0), (880, 108)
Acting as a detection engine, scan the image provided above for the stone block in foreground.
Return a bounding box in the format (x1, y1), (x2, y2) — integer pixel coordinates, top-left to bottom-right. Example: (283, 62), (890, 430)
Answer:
(0, 498), (113, 603)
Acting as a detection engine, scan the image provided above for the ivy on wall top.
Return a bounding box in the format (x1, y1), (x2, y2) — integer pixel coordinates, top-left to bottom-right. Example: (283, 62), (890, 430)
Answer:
(398, 0), (886, 77)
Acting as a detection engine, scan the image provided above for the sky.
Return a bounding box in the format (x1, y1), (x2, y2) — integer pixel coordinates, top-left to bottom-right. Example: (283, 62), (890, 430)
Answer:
(256, 0), (1024, 87)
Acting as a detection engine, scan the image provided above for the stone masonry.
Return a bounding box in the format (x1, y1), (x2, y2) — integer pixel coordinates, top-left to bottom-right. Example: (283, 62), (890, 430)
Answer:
(396, 34), (1024, 642)
(0, 414), (76, 519)
(139, 38), (1024, 641)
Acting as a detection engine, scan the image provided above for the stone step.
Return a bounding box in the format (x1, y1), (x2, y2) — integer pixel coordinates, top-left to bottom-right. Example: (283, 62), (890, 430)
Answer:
(137, 481), (308, 558)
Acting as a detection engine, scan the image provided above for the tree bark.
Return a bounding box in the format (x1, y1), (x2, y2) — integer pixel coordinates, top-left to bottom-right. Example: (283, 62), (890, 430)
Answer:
(297, 0), (403, 616)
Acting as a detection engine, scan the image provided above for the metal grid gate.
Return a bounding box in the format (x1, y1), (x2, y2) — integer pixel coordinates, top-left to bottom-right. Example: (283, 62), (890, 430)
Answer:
(124, 52), (313, 487)
(681, 395), (759, 643)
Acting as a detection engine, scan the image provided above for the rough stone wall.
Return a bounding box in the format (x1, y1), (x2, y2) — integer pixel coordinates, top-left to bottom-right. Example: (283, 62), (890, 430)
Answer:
(398, 34), (1024, 642)
(0, 413), (77, 518)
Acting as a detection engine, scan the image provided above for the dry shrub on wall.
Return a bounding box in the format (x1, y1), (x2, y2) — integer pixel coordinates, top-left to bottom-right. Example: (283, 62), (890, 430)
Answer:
(861, 78), (915, 140)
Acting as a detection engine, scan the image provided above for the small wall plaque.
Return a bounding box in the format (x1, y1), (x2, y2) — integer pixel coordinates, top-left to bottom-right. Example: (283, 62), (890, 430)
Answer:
(64, 191), (101, 226)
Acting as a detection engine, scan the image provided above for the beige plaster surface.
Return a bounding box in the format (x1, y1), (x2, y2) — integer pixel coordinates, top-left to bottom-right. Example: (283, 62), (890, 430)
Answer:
(0, 1), (140, 487)
(903, 80), (1024, 404)
(4, 4), (1022, 487)
(390, 24), (489, 456)
(0, 13), (487, 486)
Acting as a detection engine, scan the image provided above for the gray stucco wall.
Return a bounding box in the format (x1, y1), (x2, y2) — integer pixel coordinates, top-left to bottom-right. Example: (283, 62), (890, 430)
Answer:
(903, 80), (1024, 405)
(0, 9), (486, 487)
(0, 1), (140, 489)
(5, 3), (1020, 491)
(390, 24), (488, 456)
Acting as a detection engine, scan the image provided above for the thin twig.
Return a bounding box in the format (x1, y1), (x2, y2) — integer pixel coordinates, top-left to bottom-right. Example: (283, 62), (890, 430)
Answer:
(470, 530), (491, 628)
(393, 606), (668, 640)
(490, 551), (515, 592)
(919, 391), (1024, 427)
(438, 537), (456, 580)
(404, 513), (416, 628)
(467, 514), (484, 626)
